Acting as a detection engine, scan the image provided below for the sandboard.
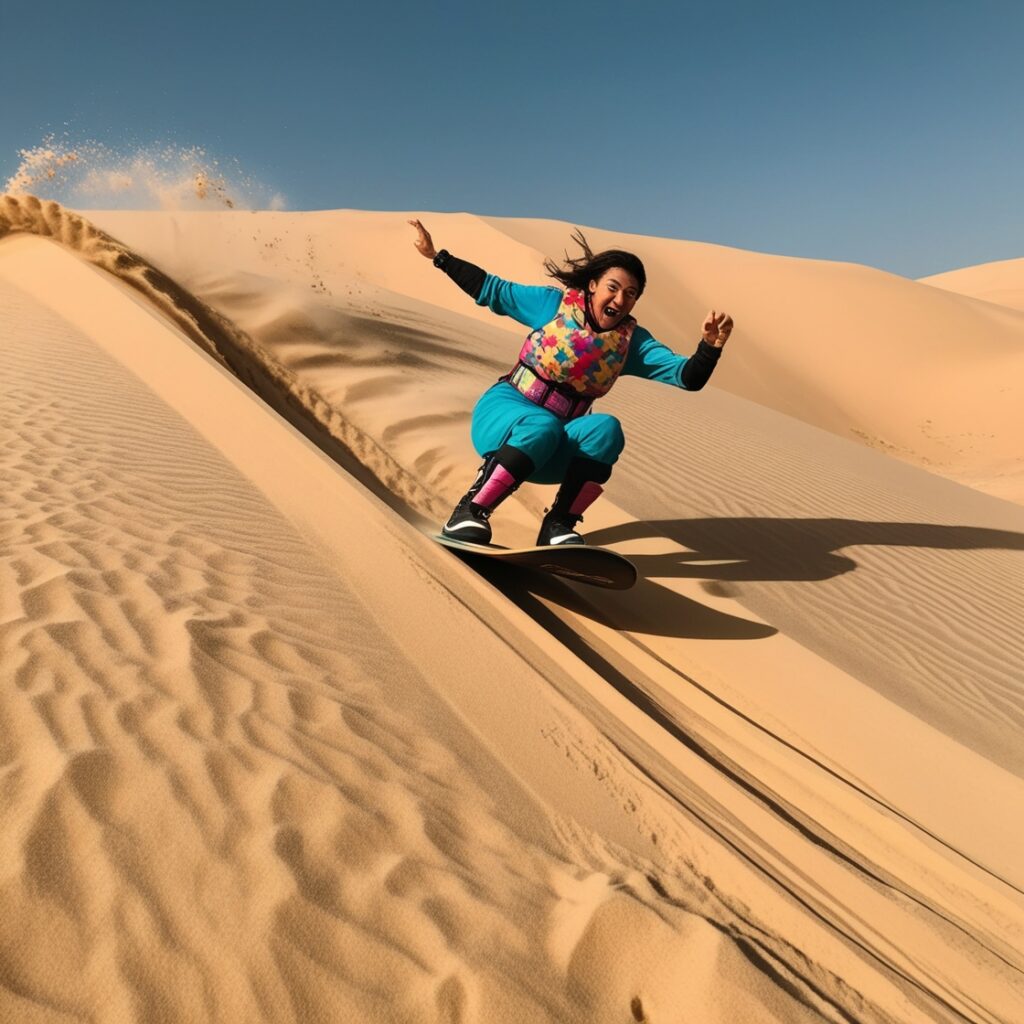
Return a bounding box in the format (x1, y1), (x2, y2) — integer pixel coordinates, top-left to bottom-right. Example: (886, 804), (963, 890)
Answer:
(435, 535), (636, 590)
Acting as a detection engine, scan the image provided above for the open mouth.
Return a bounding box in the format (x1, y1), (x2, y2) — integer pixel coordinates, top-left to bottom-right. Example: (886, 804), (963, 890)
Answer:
(603, 306), (620, 319)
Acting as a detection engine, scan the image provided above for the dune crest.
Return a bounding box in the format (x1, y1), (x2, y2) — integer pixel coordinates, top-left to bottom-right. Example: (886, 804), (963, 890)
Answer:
(920, 256), (1024, 312)
(0, 194), (448, 521)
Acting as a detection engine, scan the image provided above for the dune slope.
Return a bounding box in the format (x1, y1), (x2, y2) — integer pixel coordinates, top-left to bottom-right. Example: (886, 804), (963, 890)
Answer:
(1, 233), (849, 1023)
(2, 197), (1023, 1022)
(921, 257), (1024, 313)
(87, 206), (1024, 505)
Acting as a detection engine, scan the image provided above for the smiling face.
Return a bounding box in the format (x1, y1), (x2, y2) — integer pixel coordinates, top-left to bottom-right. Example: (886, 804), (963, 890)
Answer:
(587, 267), (641, 331)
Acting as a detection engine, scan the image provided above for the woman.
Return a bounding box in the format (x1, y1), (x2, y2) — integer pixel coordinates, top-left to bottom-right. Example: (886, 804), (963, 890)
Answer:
(410, 219), (733, 546)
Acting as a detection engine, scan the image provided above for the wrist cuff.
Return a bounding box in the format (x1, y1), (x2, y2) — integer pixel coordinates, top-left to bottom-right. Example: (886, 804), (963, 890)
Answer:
(433, 249), (451, 270)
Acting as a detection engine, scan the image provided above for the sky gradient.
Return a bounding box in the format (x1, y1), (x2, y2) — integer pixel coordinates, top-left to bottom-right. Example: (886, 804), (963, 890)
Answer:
(2, 0), (1022, 277)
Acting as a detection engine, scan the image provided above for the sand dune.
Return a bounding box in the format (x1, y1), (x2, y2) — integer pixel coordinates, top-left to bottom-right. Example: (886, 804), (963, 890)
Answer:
(1, 196), (1023, 1022)
(87, 207), (1024, 505)
(2, 231), (827, 1023)
(921, 257), (1024, 313)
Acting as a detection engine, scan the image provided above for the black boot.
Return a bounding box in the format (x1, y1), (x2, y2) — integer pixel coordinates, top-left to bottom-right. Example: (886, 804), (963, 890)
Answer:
(536, 457), (613, 546)
(442, 445), (535, 545)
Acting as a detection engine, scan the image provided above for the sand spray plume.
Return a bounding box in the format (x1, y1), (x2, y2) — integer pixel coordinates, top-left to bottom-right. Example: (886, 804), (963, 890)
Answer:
(0, 193), (446, 519)
(5, 135), (287, 211)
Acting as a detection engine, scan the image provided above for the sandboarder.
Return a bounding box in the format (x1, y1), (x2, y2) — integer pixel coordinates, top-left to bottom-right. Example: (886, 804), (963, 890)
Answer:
(410, 220), (733, 546)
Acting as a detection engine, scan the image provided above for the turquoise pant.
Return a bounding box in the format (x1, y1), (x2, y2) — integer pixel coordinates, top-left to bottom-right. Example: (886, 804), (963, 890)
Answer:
(470, 382), (625, 485)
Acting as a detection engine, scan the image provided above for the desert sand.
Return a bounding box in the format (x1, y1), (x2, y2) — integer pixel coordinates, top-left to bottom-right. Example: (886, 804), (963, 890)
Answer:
(921, 258), (1024, 314)
(1, 194), (1022, 1023)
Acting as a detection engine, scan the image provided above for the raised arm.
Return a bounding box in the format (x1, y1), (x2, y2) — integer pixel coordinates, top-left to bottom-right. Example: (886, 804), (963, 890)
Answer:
(409, 219), (560, 329)
(624, 310), (734, 390)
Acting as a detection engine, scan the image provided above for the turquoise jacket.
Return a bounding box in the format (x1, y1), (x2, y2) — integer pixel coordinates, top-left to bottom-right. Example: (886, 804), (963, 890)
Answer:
(475, 275), (693, 388)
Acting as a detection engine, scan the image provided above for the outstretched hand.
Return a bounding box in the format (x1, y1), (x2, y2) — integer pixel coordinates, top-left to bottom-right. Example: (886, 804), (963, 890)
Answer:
(702, 310), (734, 348)
(408, 218), (438, 260)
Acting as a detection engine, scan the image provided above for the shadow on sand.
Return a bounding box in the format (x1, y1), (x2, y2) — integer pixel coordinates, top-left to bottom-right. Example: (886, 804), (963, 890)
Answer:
(467, 517), (1024, 642)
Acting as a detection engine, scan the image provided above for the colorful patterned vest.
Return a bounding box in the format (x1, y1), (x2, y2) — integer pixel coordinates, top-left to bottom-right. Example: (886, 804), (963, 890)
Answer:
(516, 289), (636, 398)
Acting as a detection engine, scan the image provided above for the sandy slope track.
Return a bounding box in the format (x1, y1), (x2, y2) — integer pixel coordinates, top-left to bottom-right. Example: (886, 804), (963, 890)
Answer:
(3, 202), (1024, 1021)
(0, 232), (859, 1023)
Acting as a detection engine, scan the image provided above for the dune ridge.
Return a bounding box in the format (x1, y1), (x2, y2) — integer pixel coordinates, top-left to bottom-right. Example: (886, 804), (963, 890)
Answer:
(0, 194), (448, 523)
(920, 257), (1024, 313)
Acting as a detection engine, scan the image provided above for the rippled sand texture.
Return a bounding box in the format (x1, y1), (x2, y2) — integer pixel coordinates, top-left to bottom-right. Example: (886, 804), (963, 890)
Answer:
(2, 199), (1024, 1022)
(2, 275), (571, 1021)
(1, 238), (841, 1023)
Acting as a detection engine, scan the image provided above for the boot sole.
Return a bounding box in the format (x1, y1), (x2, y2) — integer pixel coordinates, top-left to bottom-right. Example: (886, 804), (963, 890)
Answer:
(442, 523), (491, 545)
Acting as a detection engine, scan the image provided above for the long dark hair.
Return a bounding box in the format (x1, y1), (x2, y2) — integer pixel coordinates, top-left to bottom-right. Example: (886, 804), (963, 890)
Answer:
(543, 228), (647, 296)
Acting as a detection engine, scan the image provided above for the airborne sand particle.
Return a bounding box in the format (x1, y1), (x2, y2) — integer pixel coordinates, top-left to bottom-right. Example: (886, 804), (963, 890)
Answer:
(5, 134), (286, 211)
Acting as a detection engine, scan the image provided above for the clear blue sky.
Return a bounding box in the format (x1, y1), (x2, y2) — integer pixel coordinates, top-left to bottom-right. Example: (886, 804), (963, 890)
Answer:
(3, 0), (1022, 277)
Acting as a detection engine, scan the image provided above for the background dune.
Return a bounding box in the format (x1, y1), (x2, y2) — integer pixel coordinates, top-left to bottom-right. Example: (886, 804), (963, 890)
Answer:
(85, 207), (1024, 506)
(921, 257), (1024, 313)
(2, 196), (1022, 1022)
